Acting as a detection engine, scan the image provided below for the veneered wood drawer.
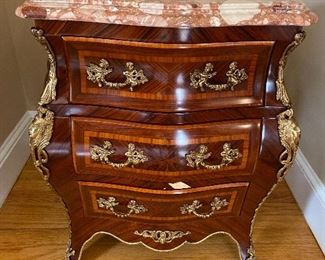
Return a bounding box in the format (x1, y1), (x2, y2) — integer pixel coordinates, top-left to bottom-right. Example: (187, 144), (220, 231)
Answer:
(79, 181), (249, 222)
(72, 117), (261, 180)
(64, 37), (273, 112)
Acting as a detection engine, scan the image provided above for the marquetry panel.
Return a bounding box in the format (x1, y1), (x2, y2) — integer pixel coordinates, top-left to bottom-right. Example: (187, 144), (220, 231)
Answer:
(79, 182), (249, 222)
(72, 118), (261, 179)
(64, 37), (273, 112)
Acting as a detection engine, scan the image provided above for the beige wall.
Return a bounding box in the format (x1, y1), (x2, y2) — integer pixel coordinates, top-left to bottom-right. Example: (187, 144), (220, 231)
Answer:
(0, 0), (46, 145)
(5, 0), (47, 109)
(0, 2), (27, 145)
(286, 0), (325, 185)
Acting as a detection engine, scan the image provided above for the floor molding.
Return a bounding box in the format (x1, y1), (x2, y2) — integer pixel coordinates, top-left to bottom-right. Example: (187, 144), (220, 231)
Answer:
(286, 149), (325, 254)
(0, 111), (35, 207)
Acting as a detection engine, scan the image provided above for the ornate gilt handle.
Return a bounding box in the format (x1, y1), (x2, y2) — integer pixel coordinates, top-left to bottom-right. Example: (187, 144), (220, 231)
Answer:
(180, 197), (229, 219)
(185, 143), (242, 170)
(86, 59), (148, 91)
(90, 140), (149, 168)
(134, 230), (191, 244)
(97, 197), (147, 218)
(190, 62), (248, 92)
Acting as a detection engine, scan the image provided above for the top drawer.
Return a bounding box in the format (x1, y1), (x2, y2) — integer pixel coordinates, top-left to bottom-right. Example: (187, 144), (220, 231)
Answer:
(64, 37), (273, 112)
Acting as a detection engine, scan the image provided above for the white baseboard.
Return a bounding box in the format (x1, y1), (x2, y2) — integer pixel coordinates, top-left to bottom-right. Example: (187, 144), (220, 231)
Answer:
(286, 149), (325, 254)
(0, 111), (36, 207)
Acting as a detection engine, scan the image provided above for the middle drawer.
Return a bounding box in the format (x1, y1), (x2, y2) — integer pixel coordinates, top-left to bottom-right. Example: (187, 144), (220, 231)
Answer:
(72, 117), (261, 180)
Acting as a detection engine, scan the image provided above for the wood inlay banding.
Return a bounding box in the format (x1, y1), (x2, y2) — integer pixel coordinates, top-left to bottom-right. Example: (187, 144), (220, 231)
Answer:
(65, 37), (273, 112)
(72, 117), (261, 178)
(79, 182), (248, 222)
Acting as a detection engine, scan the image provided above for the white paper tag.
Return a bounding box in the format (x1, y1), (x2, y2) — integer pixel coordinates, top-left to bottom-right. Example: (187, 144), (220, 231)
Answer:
(168, 182), (191, 190)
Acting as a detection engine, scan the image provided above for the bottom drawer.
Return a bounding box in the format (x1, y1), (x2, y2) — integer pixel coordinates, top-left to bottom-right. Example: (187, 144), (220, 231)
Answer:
(79, 182), (249, 222)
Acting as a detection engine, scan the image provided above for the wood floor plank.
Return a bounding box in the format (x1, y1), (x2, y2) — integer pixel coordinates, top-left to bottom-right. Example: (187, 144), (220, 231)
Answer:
(0, 159), (323, 260)
(0, 229), (68, 260)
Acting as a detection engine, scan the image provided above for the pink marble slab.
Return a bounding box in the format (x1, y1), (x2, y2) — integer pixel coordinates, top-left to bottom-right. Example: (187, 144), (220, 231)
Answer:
(16, 0), (318, 28)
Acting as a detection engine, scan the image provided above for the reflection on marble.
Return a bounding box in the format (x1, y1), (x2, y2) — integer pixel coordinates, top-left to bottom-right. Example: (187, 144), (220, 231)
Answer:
(16, 0), (317, 28)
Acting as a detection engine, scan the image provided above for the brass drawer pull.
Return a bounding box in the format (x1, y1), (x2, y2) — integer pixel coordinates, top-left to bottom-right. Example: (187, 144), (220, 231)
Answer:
(86, 59), (148, 91)
(190, 62), (248, 92)
(90, 140), (149, 168)
(180, 197), (229, 219)
(97, 197), (147, 218)
(134, 230), (191, 244)
(185, 143), (242, 170)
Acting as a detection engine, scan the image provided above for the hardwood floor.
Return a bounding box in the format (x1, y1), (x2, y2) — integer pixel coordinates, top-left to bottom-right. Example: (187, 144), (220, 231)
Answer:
(0, 159), (323, 260)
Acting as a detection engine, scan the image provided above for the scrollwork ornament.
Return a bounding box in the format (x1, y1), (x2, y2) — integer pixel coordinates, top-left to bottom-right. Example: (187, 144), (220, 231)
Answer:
(246, 244), (256, 260)
(180, 197), (229, 219)
(190, 62), (248, 92)
(185, 143), (242, 170)
(97, 197), (148, 218)
(134, 230), (191, 244)
(29, 106), (54, 181)
(276, 32), (306, 107)
(31, 28), (58, 106)
(65, 244), (75, 260)
(277, 109), (301, 179)
(90, 140), (149, 168)
(29, 28), (58, 182)
(30, 28), (71, 260)
(87, 59), (148, 91)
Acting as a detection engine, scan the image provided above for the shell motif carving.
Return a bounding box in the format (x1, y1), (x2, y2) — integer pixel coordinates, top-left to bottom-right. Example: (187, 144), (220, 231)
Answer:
(134, 230), (191, 244)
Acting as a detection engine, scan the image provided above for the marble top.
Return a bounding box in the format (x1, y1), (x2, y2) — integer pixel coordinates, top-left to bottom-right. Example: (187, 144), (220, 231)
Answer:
(16, 0), (318, 28)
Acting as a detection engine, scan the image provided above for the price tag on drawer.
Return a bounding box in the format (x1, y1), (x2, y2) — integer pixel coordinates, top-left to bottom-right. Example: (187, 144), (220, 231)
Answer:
(168, 182), (191, 190)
